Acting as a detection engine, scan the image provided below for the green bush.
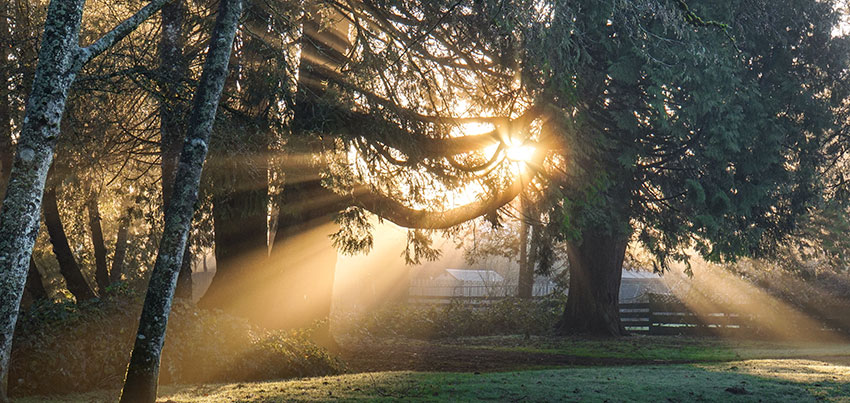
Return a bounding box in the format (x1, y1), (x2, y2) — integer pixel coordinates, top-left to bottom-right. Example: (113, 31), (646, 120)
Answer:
(9, 287), (345, 397)
(353, 295), (566, 339)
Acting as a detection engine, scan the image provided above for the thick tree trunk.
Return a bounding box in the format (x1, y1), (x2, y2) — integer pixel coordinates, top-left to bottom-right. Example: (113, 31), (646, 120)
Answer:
(86, 194), (110, 292)
(110, 204), (132, 284)
(270, 178), (340, 349)
(159, 0), (193, 301)
(120, 0), (241, 399)
(43, 187), (97, 301)
(556, 230), (629, 337)
(25, 258), (48, 301)
(199, 185), (268, 308)
(0, 0), (171, 399)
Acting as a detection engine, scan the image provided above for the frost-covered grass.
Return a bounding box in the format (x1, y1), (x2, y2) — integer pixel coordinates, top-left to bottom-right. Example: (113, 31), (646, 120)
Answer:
(446, 334), (850, 362)
(16, 359), (850, 402)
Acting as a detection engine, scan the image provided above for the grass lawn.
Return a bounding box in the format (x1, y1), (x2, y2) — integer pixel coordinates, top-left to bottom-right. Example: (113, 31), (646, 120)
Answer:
(16, 359), (850, 402)
(16, 335), (850, 402)
(445, 334), (850, 362)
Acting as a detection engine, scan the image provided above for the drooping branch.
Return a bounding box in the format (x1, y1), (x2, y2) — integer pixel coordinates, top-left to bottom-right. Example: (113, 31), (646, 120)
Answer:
(351, 179), (523, 229)
(350, 145), (549, 229)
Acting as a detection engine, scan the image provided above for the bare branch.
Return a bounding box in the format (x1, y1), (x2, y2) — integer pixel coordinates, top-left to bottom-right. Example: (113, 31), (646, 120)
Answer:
(78, 0), (173, 65)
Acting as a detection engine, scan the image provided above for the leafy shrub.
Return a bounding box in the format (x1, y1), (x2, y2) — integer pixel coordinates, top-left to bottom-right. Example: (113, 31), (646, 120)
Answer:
(351, 295), (566, 339)
(9, 286), (345, 397)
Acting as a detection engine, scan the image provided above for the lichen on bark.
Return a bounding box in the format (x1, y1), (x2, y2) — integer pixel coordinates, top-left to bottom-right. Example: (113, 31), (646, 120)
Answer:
(120, 0), (243, 400)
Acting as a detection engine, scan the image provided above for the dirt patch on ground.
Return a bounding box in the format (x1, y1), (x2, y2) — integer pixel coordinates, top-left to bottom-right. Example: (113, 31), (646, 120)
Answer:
(339, 339), (687, 373)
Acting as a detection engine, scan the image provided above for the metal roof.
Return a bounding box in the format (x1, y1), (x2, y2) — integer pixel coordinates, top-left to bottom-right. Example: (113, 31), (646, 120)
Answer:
(621, 268), (663, 280)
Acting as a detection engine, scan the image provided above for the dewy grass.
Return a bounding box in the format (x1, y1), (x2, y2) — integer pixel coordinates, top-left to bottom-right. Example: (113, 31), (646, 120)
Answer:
(447, 335), (850, 363)
(16, 359), (850, 402)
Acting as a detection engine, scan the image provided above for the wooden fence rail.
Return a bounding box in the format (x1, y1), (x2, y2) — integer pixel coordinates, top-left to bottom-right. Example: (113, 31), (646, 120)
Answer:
(407, 293), (850, 336)
(621, 300), (761, 336)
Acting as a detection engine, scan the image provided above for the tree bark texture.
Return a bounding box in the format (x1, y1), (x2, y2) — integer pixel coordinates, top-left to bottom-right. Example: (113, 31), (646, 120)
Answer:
(0, 13), (12, 204)
(0, 0), (85, 394)
(556, 230), (628, 336)
(120, 0), (242, 399)
(110, 204), (133, 284)
(86, 194), (109, 292)
(0, 0), (171, 399)
(159, 0), (193, 301)
(43, 186), (96, 301)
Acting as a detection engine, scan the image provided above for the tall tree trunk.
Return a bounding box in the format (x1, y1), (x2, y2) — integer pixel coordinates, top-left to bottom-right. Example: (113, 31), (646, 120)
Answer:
(556, 230), (628, 336)
(517, 196), (533, 298)
(120, 0), (241, 399)
(110, 203), (132, 284)
(199, 0), (277, 310)
(258, 8), (352, 348)
(43, 186), (96, 301)
(199, 184), (268, 308)
(25, 258), (48, 301)
(269, 177), (340, 349)
(0, 1), (13, 203)
(159, 0), (193, 301)
(0, 0), (170, 399)
(174, 239), (193, 300)
(86, 194), (109, 292)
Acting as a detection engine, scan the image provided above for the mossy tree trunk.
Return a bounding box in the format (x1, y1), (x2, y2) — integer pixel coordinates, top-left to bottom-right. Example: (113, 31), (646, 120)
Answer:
(0, 0), (175, 399)
(119, 0), (242, 400)
(159, 0), (193, 301)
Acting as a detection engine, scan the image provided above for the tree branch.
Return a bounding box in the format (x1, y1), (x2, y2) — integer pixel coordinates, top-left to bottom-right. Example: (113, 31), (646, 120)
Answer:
(78, 0), (173, 65)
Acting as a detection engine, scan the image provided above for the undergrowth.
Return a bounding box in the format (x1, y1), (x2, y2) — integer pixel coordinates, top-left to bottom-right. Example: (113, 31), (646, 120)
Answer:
(9, 285), (345, 397)
(345, 295), (566, 339)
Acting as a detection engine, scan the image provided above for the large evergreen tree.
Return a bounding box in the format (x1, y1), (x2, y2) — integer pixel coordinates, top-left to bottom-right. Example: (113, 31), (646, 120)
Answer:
(524, 0), (850, 335)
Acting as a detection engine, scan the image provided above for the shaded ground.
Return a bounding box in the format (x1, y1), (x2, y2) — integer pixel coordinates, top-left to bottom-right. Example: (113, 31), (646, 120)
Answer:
(338, 337), (689, 372)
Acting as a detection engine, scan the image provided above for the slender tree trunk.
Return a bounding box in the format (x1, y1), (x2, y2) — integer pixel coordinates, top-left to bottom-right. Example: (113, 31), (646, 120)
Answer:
(174, 239), (193, 300)
(120, 0), (241, 399)
(517, 195), (533, 298)
(43, 186), (96, 301)
(86, 194), (109, 292)
(25, 258), (48, 301)
(527, 221), (544, 295)
(0, 0), (170, 399)
(556, 230), (628, 336)
(159, 0), (193, 301)
(110, 203), (132, 284)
